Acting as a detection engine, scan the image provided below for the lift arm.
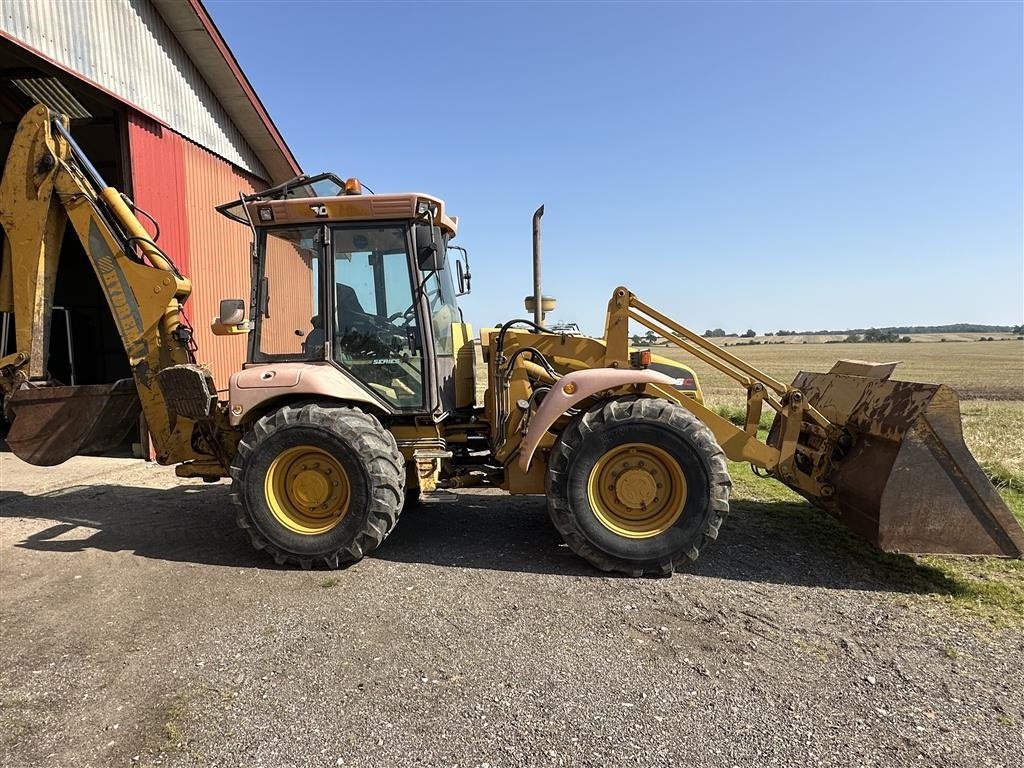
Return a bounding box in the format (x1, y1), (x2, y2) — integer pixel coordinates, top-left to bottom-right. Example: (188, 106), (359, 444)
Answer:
(599, 286), (834, 497)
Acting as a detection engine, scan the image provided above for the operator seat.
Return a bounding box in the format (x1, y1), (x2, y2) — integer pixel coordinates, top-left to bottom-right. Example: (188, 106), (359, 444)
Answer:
(335, 283), (368, 336)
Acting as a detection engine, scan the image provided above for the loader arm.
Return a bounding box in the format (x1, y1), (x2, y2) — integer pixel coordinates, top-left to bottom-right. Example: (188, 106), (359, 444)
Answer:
(598, 286), (1024, 557)
(0, 106), (227, 467)
(601, 286), (833, 499)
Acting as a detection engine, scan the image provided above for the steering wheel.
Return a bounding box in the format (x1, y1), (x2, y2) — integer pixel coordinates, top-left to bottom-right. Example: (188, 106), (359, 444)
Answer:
(388, 304), (417, 327)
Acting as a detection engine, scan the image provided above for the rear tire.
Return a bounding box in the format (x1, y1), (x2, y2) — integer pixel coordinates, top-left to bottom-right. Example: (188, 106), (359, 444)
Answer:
(546, 397), (730, 576)
(230, 403), (404, 569)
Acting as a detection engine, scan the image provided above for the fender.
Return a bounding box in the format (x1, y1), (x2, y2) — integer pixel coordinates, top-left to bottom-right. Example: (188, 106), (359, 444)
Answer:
(517, 368), (685, 472)
(229, 362), (385, 425)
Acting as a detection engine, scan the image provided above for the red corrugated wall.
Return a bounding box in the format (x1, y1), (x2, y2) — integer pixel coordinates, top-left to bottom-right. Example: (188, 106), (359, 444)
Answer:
(127, 114), (192, 277)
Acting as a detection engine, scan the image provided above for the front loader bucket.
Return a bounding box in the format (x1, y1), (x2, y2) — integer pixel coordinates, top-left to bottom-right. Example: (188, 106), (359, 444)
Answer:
(778, 362), (1024, 558)
(3, 379), (141, 466)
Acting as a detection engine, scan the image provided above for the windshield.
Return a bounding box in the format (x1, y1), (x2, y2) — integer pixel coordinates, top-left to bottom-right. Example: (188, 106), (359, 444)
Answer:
(331, 225), (424, 408)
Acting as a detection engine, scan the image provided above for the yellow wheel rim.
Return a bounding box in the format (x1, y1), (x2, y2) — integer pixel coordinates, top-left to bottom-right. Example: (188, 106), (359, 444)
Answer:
(587, 442), (687, 539)
(265, 445), (350, 535)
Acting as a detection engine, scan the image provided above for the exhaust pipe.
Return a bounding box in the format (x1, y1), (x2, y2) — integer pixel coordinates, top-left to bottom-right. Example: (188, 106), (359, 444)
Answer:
(532, 205), (544, 327)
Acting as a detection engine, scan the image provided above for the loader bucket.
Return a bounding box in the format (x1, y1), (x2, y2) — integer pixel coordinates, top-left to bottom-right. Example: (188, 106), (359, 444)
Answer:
(775, 362), (1024, 558)
(3, 379), (141, 466)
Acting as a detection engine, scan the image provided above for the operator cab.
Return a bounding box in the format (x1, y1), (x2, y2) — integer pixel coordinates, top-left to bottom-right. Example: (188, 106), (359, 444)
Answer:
(216, 174), (471, 416)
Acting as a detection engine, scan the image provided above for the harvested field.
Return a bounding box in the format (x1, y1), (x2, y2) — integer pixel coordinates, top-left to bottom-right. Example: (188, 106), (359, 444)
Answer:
(658, 338), (1024, 402)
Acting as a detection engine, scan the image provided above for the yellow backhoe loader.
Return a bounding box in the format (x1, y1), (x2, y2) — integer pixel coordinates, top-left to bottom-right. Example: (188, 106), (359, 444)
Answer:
(2, 107), (1021, 573)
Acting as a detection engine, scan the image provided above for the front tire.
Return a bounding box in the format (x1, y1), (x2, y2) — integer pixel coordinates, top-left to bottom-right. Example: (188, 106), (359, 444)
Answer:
(546, 397), (731, 576)
(230, 403), (404, 568)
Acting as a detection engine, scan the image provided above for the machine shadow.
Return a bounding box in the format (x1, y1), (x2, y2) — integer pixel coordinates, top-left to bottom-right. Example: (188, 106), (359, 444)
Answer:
(0, 484), (963, 595)
(0, 483), (273, 569)
(378, 493), (963, 596)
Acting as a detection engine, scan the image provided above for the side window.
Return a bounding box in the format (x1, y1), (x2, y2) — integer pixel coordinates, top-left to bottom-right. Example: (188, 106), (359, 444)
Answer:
(424, 260), (460, 357)
(257, 225), (322, 358)
(331, 226), (424, 409)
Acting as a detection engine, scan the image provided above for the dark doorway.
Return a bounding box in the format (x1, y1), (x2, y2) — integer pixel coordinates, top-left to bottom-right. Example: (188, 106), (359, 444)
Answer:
(1, 38), (137, 455)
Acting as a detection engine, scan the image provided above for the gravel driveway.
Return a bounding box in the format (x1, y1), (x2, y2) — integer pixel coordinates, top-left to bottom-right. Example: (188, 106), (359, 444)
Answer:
(1, 454), (1021, 767)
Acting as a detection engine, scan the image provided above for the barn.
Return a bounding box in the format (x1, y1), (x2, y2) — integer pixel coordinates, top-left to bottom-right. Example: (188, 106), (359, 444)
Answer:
(0, 0), (301, 399)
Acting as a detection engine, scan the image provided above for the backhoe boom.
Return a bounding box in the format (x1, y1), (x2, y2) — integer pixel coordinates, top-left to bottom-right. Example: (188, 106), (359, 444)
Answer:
(0, 106), (225, 466)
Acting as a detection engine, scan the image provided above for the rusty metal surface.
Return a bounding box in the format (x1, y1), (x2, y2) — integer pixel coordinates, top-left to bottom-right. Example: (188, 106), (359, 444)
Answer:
(780, 371), (1024, 558)
(5, 380), (141, 465)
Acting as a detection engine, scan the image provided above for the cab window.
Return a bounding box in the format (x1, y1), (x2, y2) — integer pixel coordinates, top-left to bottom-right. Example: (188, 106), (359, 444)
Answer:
(331, 225), (424, 408)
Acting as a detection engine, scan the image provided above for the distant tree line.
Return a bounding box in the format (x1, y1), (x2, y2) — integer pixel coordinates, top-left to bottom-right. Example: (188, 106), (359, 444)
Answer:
(700, 323), (1023, 339)
(835, 329), (912, 344)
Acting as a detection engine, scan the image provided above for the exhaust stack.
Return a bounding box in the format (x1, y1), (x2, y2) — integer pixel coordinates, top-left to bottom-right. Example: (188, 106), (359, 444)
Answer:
(532, 204), (544, 327)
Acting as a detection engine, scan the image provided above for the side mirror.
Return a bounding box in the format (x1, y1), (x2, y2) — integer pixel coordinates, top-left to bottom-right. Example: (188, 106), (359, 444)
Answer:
(218, 299), (245, 325)
(456, 258), (471, 296)
(414, 224), (444, 271)
(211, 298), (249, 336)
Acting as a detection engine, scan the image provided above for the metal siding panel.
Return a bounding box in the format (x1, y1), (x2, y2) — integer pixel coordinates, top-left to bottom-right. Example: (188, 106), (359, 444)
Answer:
(0, 0), (266, 177)
(127, 113), (191, 277)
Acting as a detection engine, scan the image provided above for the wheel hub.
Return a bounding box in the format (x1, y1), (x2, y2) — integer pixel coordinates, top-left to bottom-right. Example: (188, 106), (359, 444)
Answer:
(615, 469), (658, 509)
(265, 446), (350, 535)
(292, 469), (330, 507)
(587, 443), (687, 538)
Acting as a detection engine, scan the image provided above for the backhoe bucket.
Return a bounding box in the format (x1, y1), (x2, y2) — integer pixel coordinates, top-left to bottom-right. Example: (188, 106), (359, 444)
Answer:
(4, 379), (141, 466)
(779, 362), (1024, 558)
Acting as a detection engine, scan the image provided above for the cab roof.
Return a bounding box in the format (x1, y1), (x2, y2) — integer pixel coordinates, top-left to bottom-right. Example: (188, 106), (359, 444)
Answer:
(216, 172), (457, 235)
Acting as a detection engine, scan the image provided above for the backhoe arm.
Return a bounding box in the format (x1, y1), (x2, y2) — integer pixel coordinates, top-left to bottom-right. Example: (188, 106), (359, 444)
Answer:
(0, 106), (223, 466)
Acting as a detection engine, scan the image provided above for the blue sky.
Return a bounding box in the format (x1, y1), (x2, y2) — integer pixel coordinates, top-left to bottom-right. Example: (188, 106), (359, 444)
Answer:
(209, 0), (1023, 334)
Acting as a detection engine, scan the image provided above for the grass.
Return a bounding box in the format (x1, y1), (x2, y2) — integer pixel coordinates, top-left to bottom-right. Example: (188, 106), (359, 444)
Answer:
(728, 458), (1024, 627)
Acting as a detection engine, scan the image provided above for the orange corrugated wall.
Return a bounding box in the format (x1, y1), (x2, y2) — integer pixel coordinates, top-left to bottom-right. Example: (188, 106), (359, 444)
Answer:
(179, 138), (256, 390)
(180, 138), (312, 389)
(261, 236), (316, 355)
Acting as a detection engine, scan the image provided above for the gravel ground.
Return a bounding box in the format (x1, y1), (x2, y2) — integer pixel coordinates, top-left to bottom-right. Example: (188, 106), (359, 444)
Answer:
(1, 454), (1022, 768)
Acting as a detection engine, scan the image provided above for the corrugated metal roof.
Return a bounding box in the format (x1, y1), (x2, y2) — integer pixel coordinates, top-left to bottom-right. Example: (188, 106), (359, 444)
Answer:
(11, 76), (91, 119)
(0, 0), (271, 178)
(151, 0), (300, 182)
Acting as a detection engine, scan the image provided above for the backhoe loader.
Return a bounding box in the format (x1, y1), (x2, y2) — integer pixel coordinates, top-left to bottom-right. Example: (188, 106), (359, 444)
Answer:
(2, 107), (1021, 574)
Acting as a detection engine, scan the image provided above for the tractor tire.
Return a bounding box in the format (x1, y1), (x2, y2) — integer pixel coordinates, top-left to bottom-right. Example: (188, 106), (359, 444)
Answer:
(546, 396), (731, 576)
(230, 403), (404, 569)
